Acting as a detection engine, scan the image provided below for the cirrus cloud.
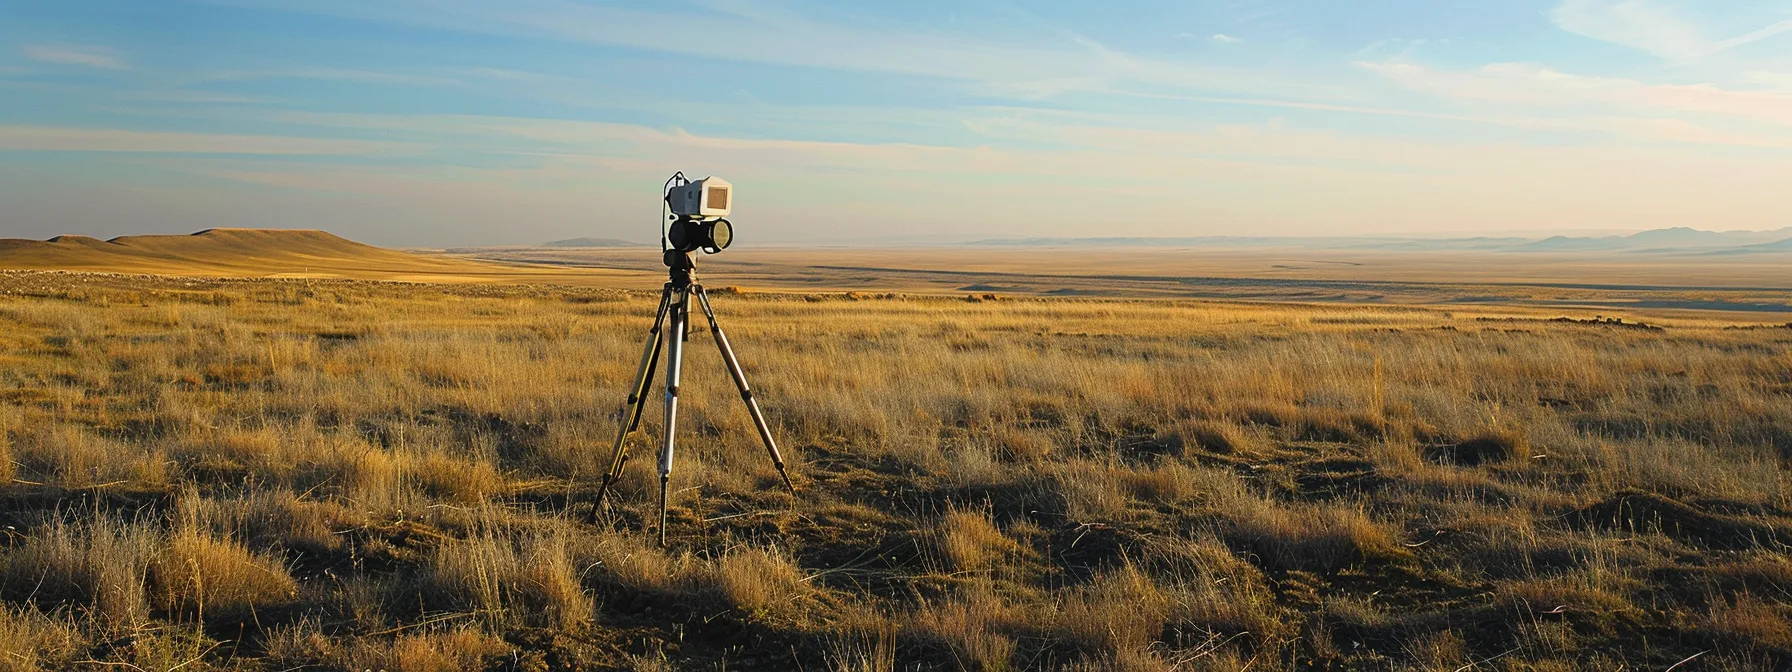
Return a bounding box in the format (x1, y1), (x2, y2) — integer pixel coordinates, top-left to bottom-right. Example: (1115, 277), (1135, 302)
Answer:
(0, 126), (416, 155)
(1360, 60), (1792, 131)
(21, 43), (127, 70)
(1551, 0), (1792, 62)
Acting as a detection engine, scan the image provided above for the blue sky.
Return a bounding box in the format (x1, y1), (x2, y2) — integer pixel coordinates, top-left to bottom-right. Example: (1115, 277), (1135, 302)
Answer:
(3, 0), (1791, 246)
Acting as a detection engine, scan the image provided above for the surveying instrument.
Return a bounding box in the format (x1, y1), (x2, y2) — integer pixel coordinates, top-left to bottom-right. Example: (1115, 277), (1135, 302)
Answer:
(590, 173), (795, 546)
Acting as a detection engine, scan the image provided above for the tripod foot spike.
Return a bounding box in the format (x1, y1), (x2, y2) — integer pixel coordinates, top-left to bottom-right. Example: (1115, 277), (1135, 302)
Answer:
(658, 474), (670, 548)
(588, 461), (623, 524)
(587, 478), (609, 524)
(776, 466), (795, 495)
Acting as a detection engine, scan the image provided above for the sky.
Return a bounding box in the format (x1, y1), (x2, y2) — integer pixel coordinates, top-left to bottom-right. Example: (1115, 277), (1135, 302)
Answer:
(2, 0), (1792, 246)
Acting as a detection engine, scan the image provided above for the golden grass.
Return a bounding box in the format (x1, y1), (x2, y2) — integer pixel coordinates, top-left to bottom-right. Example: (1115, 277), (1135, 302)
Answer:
(1225, 498), (1406, 573)
(0, 606), (84, 672)
(0, 515), (156, 629)
(265, 620), (510, 672)
(0, 270), (1787, 669)
(907, 588), (1020, 670)
(935, 506), (1023, 572)
(152, 527), (299, 619)
(426, 521), (592, 630)
(705, 546), (808, 617)
(828, 623), (897, 672)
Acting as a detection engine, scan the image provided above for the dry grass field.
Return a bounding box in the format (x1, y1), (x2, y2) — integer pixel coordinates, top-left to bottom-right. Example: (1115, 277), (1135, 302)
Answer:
(1, 268), (1791, 671)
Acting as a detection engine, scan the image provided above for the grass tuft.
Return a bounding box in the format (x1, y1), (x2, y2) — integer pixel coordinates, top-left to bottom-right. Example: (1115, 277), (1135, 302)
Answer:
(1226, 498), (1405, 573)
(427, 524), (592, 630)
(0, 605), (85, 671)
(705, 546), (808, 618)
(0, 515), (156, 628)
(935, 506), (1023, 572)
(152, 527), (299, 619)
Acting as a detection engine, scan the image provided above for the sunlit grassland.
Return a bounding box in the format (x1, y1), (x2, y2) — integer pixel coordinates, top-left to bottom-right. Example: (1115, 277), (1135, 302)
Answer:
(1, 269), (1790, 671)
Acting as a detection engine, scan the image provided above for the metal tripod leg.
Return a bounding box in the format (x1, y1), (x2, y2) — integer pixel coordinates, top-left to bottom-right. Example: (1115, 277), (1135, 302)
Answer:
(590, 285), (674, 521)
(657, 287), (691, 547)
(694, 285), (796, 494)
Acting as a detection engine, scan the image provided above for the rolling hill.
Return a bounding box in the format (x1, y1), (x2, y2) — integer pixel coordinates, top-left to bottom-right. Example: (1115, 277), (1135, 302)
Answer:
(0, 228), (616, 283)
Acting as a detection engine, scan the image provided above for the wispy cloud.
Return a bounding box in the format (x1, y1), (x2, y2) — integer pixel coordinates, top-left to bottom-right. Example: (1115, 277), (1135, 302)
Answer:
(1551, 0), (1792, 61)
(1354, 38), (1433, 59)
(199, 67), (459, 86)
(1212, 34), (1244, 44)
(119, 90), (263, 104)
(1707, 20), (1792, 55)
(0, 126), (416, 155)
(456, 67), (569, 83)
(1361, 60), (1792, 131)
(21, 44), (127, 70)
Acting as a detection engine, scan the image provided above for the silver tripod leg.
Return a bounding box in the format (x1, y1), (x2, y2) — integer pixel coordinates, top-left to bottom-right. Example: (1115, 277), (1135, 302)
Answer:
(590, 285), (673, 522)
(657, 287), (690, 547)
(694, 285), (796, 494)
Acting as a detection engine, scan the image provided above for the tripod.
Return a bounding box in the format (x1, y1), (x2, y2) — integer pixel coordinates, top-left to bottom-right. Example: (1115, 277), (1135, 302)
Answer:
(590, 251), (795, 546)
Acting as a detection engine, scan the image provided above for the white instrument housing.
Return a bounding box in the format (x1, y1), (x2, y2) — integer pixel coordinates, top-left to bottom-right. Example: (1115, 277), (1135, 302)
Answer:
(667, 176), (731, 218)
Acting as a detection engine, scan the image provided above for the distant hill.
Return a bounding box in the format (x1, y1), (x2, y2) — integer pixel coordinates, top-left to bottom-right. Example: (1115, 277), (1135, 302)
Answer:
(0, 228), (528, 281)
(1705, 238), (1792, 255)
(1517, 235), (1625, 252)
(1628, 227), (1732, 246)
(1518, 226), (1792, 252)
(541, 237), (645, 248)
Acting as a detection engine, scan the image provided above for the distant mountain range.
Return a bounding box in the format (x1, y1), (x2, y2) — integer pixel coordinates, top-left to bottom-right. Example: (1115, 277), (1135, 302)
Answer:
(1517, 227), (1792, 252)
(973, 227), (1792, 254)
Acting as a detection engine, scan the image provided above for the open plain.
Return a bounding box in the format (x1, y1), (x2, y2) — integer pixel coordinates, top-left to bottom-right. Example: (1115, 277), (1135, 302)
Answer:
(466, 245), (1792, 321)
(0, 228), (1790, 671)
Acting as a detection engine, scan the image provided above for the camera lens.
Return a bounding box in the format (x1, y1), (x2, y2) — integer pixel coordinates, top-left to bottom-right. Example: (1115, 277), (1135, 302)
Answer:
(710, 219), (732, 250)
(670, 217), (733, 253)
